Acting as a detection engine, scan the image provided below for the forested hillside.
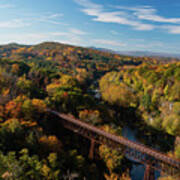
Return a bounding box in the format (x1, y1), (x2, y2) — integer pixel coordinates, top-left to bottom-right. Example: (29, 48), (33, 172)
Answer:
(0, 42), (179, 180)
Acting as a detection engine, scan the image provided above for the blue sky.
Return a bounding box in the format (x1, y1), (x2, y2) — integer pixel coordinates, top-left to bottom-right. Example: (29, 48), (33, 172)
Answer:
(0, 0), (180, 53)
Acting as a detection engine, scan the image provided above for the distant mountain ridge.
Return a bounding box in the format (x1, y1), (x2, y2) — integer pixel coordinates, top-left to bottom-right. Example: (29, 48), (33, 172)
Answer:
(0, 42), (179, 60)
(118, 51), (180, 58)
(90, 47), (180, 59)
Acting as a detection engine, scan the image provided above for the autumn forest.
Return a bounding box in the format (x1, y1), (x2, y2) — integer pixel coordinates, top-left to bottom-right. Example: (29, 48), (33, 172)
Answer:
(0, 42), (179, 180)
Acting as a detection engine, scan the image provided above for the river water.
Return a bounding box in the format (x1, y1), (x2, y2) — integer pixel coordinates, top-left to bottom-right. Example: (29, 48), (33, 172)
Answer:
(122, 126), (160, 180)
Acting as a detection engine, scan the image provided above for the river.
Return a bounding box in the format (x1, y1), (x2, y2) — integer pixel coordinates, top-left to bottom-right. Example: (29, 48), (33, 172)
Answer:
(122, 126), (160, 180)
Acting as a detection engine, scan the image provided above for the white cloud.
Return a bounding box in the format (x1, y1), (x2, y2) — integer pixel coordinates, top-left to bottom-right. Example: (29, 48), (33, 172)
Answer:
(137, 10), (180, 24)
(75, 1), (180, 34)
(60, 36), (83, 45)
(74, 0), (154, 31)
(128, 38), (145, 42)
(134, 24), (154, 30)
(48, 13), (63, 19)
(110, 30), (119, 35)
(33, 13), (67, 25)
(74, 0), (102, 9)
(0, 12), (65, 29)
(163, 26), (180, 34)
(116, 6), (180, 24)
(0, 19), (30, 28)
(50, 32), (68, 36)
(93, 39), (126, 47)
(69, 28), (87, 35)
(0, 4), (14, 8)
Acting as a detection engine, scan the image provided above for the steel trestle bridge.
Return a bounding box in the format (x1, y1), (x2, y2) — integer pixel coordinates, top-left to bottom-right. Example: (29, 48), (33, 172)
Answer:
(47, 109), (180, 180)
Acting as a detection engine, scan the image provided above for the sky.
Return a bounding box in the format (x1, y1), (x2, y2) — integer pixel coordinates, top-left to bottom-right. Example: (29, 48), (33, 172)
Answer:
(0, 0), (180, 54)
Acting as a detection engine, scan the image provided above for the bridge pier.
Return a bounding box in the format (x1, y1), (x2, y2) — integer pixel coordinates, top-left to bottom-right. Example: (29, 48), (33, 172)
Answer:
(144, 164), (155, 180)
(89, 139), (95, 159)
